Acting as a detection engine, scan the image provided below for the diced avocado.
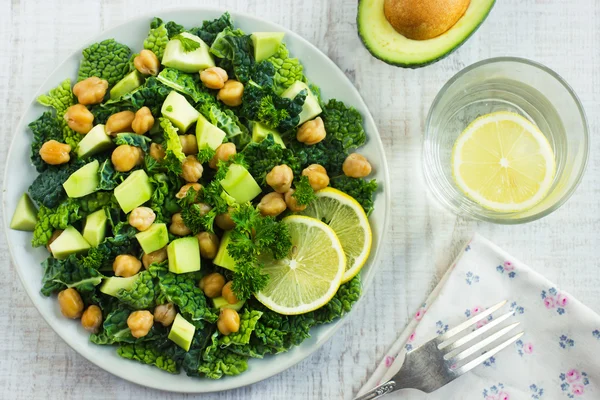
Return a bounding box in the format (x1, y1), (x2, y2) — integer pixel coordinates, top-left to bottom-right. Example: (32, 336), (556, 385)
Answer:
(161, 91), (200, 132)
(76, 124), (113, 158)
(114, 170), (153, 213)
(162, 32), (215, 73)
(62, 160), (100, 198)
(219, 164), (262, 204)
(168, 313), (195, 351)
(213, 231), (236, 271)
(100, 274), (139, 297)
(82, 209), (107, 247)
(357, 0), (495, 68)
(135, 223), (169, 254)
(251, 123), (285, 148)
(251, 32), (285, 62)
(213, 296), (245, 312)
(195, 114), (226, 150)
(167, 237), (201, 274)
(10, 193), (38, 231)
(110, 70), (144, 100)
(49, 225), (91, 260)
(281, 81), (322, 125)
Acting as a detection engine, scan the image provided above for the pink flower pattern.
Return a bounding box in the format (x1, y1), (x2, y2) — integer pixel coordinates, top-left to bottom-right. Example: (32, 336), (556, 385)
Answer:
(384, 355), (395, 367)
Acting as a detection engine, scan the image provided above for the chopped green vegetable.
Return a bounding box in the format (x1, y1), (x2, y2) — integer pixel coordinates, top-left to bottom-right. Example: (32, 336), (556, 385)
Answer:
(330, 176), (378, 216)
(188, 12), (233, 46)
(116, 270), (158, 310)
(144, 18), (169, 60)
(210, 28), (254, 83)
(267, 43), (305, 95)
(157, 68), (206, 102)
(41, 254), (104, 296)
(292, 175), (316, 206)
(160, 117), (185, 176)
(78, 39), (131, 86)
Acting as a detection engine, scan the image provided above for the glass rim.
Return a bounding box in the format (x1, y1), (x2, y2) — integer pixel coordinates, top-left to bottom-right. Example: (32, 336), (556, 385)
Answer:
(423, 56), (590, 224)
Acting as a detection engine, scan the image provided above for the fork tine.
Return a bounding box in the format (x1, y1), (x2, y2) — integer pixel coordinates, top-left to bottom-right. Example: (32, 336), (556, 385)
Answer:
(452, 332), (524, 376)
(437, 300), (507, 342)
(439, 310), (513, 352)
(445, 322), (520, 362)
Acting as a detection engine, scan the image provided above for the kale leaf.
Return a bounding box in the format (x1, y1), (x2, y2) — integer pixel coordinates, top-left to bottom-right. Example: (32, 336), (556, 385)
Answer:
(330, 176), (378, 216)
(78, 39), (131, 86)
(28, 112), (64, 172)
(188, 12), (233, 46)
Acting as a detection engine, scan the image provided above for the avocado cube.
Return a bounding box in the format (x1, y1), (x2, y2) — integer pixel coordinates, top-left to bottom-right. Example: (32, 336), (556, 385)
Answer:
(196, 114), (226, 150)
(219, 164), (262, 204)
(167, 237), (200, 274)
(135, 223), (169, 254)
(63, 160), (100, 198)
(213, 231), (236, 271)
(114, 170), (153, 213)
(110, 70), (143, 100)
(100, 274), (139, 297)
(168, 313), (195, 351)
(281, 81), (322, 125)
(162, 32), (215, 73)
(83, 209), (107, 247)
(10, 193), (38, 231)
(49, 225), (91, 260)
(251, 32), (285, 62)
(77, 124), (113, 158)
(161, 91), (200, 132)
(213, 296), (245, 312)
(251, 123), (285, 148)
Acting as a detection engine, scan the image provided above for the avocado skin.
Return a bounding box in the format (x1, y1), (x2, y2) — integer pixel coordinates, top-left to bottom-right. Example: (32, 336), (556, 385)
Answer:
(357, 0), (496, 68)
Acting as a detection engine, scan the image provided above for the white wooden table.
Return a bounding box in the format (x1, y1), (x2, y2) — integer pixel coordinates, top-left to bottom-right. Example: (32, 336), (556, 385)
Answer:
(1, 0), (599, 398)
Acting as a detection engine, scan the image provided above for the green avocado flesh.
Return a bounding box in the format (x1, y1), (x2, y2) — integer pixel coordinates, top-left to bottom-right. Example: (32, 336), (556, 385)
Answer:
(114, 170), (153, 213)
(100, 274), (139, 297)
(162, 32), (215, 73)
(168, 313), (195, 351)
(83, 209), (107, 247)
(213, 231), (236, 271)
(281, 81), (322, 125)
(219, 164), (262, 204)
(357, 0), (495, 68)
(135, 223), (169, 254)
(161, 91), (200, 132)
(251, 32), (285, 62)
(110, 70), (143, 100)
(10, 193), (37, 231)
(213, 296), (245, 311)
(168, 237), (201, 274)
(196, 114), (226, 150)
(63, 160), (100, 198)
(49, 225), (91, 260)
(77, 124), (113, 158)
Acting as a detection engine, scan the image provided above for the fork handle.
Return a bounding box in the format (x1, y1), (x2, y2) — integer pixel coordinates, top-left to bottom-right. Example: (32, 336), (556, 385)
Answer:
(353, 380), (397, 400)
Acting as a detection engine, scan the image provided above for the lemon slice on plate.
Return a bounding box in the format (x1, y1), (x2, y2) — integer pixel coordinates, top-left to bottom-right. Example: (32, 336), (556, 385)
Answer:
(255, 215), (345, 315)
(298, 188), (372, 282)
(452, 111), (556, 212)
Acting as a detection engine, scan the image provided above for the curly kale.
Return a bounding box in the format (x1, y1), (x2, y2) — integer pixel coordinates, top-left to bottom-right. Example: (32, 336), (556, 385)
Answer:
(289, 139), (347, 176)
(188, 12), (233, 46)
(313, 275), (362, 323)
(250, 61), (275, 88)
(91, 306), (167, 345)
(198, 332), (248, 379)
(157, 68), (206, 102)
(321, 99), (366, 150)
(210, 28), (254, 83)
(165, 21), (185, 38)
(160, 117), (185, 176)
(82, 231), (138, 271)
(28, 160), (81, 208)
(41, 254), (104, 296)
(32, 201), (79, 247)
(100, 77), (171, 117)
(28, 112), (64, 172)
(78, 39), (131, 86)
(144, 18), (169, 60)
(37, 78), (80, 148)
(330, 176), (378, 216)
(207, 107), (250, 148)
(241, 82), (306, 133)
(219, 310), (263, 347)
(242, 134), (300, 185)
(267, 44), (305, 95)
(117, 271), (158, 310)
(97, 159), (127, 191)
(115, 133), (152, 152)
(117, 342), (181, 374)
(292, 175), (316, 206)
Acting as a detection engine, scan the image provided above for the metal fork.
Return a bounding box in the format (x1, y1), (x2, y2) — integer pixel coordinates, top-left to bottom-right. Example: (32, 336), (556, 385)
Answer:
(354, 300), (522, 400)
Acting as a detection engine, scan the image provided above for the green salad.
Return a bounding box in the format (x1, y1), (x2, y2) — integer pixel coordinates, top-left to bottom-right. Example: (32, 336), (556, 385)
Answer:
(10, 12), (378, 379)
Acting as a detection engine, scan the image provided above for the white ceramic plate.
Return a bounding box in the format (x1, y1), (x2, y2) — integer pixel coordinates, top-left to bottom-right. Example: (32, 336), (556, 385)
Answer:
(2, 8), (390, 393)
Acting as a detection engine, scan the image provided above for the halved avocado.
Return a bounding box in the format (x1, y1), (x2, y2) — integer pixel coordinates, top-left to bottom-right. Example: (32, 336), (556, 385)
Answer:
(357, 0), (495, 68)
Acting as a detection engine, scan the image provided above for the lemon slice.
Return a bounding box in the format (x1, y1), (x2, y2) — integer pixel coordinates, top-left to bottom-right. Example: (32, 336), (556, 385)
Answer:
(298, 188), (372, 282)
(255, 215), (345, 315)
(452, 111), (556, 212)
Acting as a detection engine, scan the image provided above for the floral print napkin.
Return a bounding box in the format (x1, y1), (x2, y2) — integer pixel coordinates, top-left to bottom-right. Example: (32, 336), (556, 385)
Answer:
(358, 234), (599, 399)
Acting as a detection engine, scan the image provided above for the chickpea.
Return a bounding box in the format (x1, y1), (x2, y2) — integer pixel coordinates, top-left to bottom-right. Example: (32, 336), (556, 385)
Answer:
(64, 104), (94, 134)
(81, 305), (103, 333)
(127, 310), (154, 338)
(142, 247), (168, 269)
(196, 232), (219, 259)
(343, 153), (372, 178)
(72, 77), (108, 105)
(134, 49), (160, 76)
(199, 272), (226, 298)
(153, 303), (176, 327)
(106, 110), (135, 136)
(258, 192), (286, 217)
(217, 79), (244, 107)
(302, 164), (329, 191)
(181, 155), (203, 183)
(57, 288), (84, 319)
(113, 254), (142, 277)
(128, 207), (156, 231)
(221, 281), (239, 305)
(131, 106), (154, 135)
(149, 143), (166, 161)
(169, 213), (191, 236)
(176, 183), (202, 200)
(111, 144), (143, 172)
(215, 208), (236, 230)
(284, 189), (307, 212)
(217, 308), (240, 336)
(179, 134), (198, 155)
(200, 66), (229, 89)
(46, 229), (63, 252)
(266, 164), (293, 193)
(39, 140), (71, 165)
(297, 117), (326, 145)
(209, 143), (236, 169)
